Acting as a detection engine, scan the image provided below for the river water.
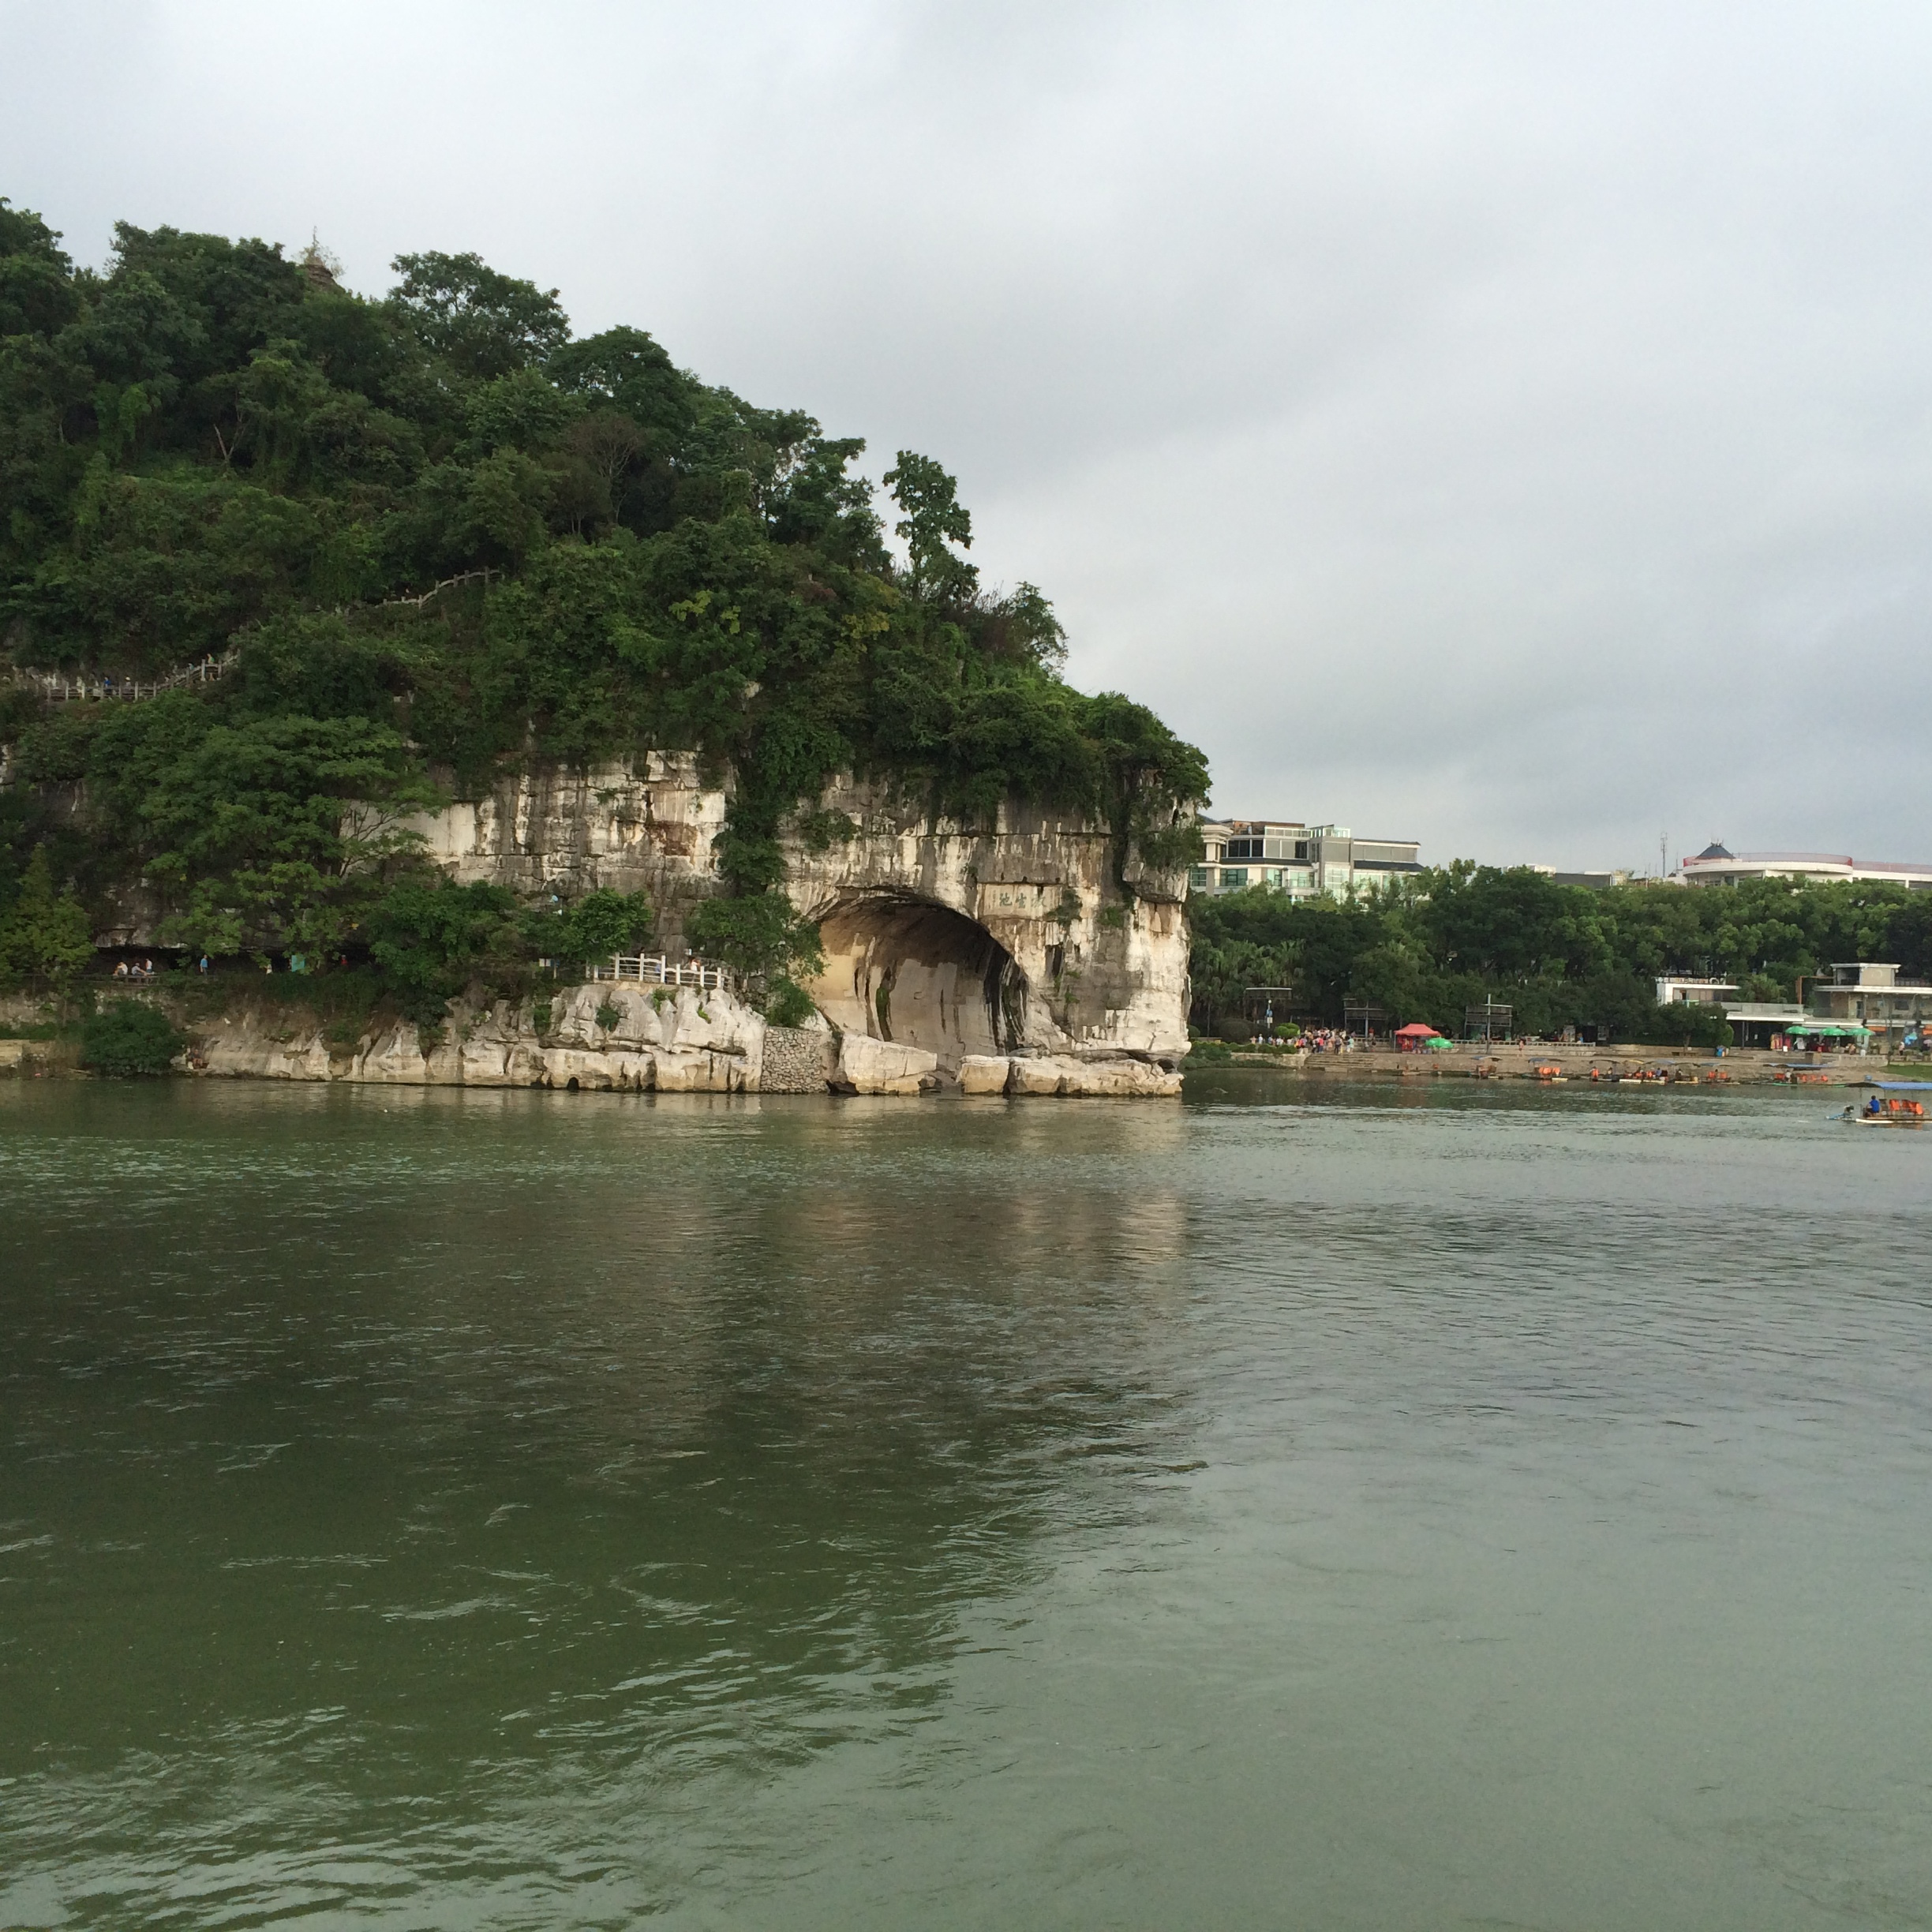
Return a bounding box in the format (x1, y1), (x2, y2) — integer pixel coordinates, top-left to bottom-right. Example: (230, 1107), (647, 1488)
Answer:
(1, 1074), (1928, 1929)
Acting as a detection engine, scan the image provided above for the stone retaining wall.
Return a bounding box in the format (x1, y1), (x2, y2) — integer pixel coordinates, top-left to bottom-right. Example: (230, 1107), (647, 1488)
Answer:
(759, 1024), (837, 1094)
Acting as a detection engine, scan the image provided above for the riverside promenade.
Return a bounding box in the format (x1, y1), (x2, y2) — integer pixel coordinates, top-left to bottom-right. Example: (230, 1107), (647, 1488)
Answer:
(1219, 1042), (1885, 1085)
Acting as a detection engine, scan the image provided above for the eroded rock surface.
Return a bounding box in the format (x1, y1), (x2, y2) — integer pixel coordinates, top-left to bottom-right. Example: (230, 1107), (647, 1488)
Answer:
(957, 1050), (1181, 1097)
(958, 1054), (1013, 1095)
(193, 983), (762, 1092)
(829, 1032), (941, 1095)
(400, 758), (1193, 1075)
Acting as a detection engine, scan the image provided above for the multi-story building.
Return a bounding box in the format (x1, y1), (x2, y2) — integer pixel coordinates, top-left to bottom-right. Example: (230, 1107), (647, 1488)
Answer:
(1680, 844), (1932, 889)
(1655, 975), (1810, 1047)
(1807, 962), (1932, 1043)
(1189, 821), (1422, 900)
(1661, 961), (1932, 1047)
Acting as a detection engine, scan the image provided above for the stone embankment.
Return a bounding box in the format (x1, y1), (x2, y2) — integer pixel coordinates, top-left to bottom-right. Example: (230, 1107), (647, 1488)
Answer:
(1222, 1041), (1874, 1084)
(165, 983), (1181, 1096)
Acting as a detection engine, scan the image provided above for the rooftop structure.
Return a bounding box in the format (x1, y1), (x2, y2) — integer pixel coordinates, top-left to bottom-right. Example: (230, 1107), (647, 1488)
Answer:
(1656, 977), (1739, 1005)
(1823, 962), (1906, 989)
(1531, 867), (1634, 889)
(1680, 843), (1932, 889)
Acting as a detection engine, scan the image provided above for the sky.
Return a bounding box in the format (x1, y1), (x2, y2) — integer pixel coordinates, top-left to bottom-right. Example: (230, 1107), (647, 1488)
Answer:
(5, 1), (1930, 872)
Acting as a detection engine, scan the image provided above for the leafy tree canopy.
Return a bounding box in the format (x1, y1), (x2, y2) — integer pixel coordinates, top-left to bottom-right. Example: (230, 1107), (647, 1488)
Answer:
(1190, 867), (1932, 1043)
(0, 201), (1207, 982)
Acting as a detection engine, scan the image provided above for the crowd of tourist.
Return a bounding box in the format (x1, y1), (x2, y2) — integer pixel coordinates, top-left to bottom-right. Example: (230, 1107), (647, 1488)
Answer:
(1231, 1027), (1359, 1051)
(1288, 1028), (1357, 1053)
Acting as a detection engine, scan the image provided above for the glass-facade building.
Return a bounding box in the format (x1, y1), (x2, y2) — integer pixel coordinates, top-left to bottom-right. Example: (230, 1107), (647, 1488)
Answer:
(1189, 822), (1422, 900)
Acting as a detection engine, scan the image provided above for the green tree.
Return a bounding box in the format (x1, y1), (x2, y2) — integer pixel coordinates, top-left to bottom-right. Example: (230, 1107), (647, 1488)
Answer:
(81, 998), (183, 1076)
(686, 894), (825, 987)
(388, 251), (571, 380)
(550, 888), (654, 965)
(365, 875), (521, 1023)
(129, 711), (440, 957)
(546, 326), (695, 444)
(0, 198), (83, 339)
(0, 844), (93, 987)
(883, 450), (977, 602)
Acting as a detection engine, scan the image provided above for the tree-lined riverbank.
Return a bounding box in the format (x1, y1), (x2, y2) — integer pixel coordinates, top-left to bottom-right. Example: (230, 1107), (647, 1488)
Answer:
(1189, 866), (1932, 1043)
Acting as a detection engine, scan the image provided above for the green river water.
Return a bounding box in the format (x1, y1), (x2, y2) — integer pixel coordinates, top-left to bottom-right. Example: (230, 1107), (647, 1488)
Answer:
(1, 1074), (1928, 1929)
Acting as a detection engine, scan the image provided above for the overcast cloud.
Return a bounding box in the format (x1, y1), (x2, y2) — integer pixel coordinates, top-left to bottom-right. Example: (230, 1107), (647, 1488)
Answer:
(5, 1), (1930, 871)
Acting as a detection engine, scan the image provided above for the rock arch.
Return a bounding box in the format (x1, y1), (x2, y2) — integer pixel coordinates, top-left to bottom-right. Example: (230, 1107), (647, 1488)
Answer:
(803, 890), (1027, 1072)
(402, 758), (1193, 1064)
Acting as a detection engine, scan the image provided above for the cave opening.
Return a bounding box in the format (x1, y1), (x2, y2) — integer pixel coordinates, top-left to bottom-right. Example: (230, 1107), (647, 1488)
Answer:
(803, 893), (1025, 1070)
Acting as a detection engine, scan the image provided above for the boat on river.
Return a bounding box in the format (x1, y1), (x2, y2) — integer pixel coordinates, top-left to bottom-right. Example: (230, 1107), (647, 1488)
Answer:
(1840, 1080), (1932, 1125)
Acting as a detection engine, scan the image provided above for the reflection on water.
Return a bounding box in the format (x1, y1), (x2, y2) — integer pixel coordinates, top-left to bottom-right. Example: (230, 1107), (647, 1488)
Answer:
(2, 1076), (1930, 1929)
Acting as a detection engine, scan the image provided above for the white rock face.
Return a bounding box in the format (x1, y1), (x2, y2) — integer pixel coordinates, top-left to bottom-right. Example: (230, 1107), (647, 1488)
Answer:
(397, 756), (1193, 1076)
(179, 985), (1180, 1097)
(955, 1050), (1181, 1096)
(192, 983), (766, 1093)
(1007, 1053), (1184, 1097)
(1073, 1058), (1184, 1098)
(830, 1032), (940, 1095)
(1008, 1055), (1069, 1096)
(95, 753), (1197, 1091)
(957, 1054), (1013, 1094)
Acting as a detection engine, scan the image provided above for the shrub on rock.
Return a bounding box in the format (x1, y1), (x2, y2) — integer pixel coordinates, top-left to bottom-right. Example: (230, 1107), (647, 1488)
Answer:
(81, 1000), (185, 1076)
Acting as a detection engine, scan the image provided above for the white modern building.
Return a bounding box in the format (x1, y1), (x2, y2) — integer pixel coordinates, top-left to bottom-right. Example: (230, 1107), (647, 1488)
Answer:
(1190, 821), (1422, 900)
(1657, 961), (1932, 1047)
(1808, 962), (1932, 1040)
(1680, 843), (1932, 889)
(1654, 977), (1739, 1005)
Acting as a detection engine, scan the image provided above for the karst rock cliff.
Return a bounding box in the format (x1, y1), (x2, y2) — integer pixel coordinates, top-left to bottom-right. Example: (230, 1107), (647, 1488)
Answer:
(380, 754), (1191, 1095)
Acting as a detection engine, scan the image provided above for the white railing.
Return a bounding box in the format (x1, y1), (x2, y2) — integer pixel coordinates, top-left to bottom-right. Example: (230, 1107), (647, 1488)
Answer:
(6, 574), (502, 707)
(587, 953), (731, 990)
(373, 567), (500, 612)
(8, 651), (236, 704)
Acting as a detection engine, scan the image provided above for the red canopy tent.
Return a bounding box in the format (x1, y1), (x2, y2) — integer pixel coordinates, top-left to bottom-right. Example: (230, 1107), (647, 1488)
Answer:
(1393, 1023), (1440, 1053)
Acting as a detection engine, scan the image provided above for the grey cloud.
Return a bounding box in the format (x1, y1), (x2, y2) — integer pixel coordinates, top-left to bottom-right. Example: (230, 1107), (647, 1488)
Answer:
(6, 0), (1931, 870)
